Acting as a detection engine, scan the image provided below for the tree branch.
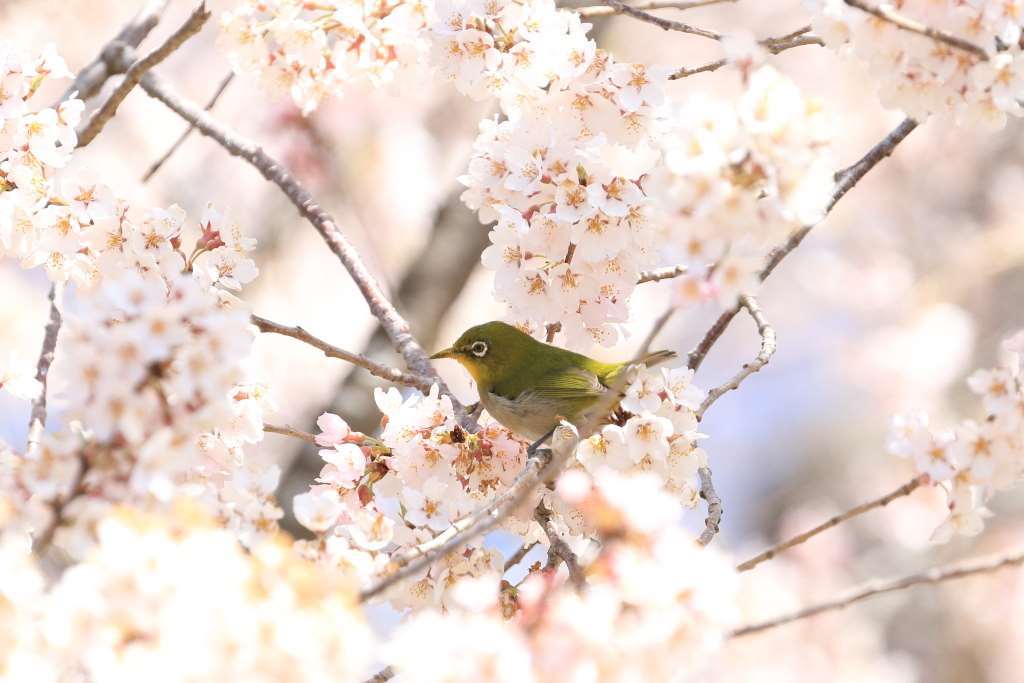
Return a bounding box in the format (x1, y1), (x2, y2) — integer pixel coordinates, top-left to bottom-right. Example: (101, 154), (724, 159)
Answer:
(843, 0), (988, 59)
(142, 72), (234, 182)
(575, 0), (733, 18)
(264, 423), (318, 445)
(670, 25), (823, 79)
(139, 73), (469, 423)
(736, 475), (926, 572)
(251, 314), (434, 393)
(364, 667), (394, 683)
(536, 502), (586, 589)
(77, 2), (211, 148)
(687, 117), (918, 373)
(639, 307), (674, 356)
(503, 541), (540, 572)
(695, 295), (775, 420)
(637, 264), (687, 284)
(60, 0), (170, 102)
(601, 0), (721, 39)
(731, 548), (1024, 637)
(696, 465), (722, 546)
(26, 283), (63, 452)
(33, 451), (88, 553)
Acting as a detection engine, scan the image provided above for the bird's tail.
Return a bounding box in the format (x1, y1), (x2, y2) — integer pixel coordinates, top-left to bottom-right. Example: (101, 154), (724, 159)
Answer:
(636, 349), (677, 368)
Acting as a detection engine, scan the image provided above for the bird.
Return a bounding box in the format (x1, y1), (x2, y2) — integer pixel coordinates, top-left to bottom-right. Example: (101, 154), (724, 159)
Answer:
(430, 321), (677, 442)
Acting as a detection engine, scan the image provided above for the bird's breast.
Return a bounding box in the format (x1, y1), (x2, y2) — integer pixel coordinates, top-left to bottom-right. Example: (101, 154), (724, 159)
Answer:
(480, 390), (567, 442)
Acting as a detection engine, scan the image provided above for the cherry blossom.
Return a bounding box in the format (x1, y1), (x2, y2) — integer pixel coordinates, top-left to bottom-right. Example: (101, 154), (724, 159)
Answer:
(889, 330), (1024, 540)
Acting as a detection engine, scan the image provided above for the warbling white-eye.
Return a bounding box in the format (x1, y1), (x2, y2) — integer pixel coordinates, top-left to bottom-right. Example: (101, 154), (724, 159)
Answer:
(430, 321), (676, 441)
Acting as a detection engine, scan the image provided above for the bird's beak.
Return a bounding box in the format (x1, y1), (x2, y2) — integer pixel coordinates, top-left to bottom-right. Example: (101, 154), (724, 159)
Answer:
(430, 347), (456, 360)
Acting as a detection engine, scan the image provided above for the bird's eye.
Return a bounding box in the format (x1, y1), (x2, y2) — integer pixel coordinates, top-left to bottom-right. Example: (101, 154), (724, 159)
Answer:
(470, 341), (488, 357)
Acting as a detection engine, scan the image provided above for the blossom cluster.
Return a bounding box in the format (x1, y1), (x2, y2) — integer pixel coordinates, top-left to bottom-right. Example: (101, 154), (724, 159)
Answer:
(0, 504), (373, 682)
(217, 0), (838, 341)
(805, 0), (1024, 129)
(0, 45), (277, 555)
(386, 468), (739, 682)
(0, 44), (89, 283)
(293, 356), (708, 610)
(648, 66), (834, 307)
(888, 330), (1024, 541)
(427, 0), (598, 109)
(220, 0), (430, 113)
(451, 0), (674, 345)
(572, 363), (707, 502)
(293, 387), (532, 608)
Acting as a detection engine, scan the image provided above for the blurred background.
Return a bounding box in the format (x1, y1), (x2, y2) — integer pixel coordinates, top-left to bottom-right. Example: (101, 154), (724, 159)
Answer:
(3, 0), (1024, 680)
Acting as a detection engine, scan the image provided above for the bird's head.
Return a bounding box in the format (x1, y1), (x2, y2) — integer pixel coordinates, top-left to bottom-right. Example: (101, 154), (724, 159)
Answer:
(430, 321), (536, 387)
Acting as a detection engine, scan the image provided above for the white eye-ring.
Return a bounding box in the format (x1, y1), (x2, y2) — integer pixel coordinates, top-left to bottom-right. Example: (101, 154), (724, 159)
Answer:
(470, 341), (488, 357)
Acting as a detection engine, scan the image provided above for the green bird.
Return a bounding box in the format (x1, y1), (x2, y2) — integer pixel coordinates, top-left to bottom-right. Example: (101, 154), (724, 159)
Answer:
(430, 321), (677, 441)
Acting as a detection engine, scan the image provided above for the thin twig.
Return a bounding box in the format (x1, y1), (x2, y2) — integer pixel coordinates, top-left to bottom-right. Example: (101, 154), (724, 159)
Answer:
(639, 307), (674, 356)
(736, 475), (925, 572)
(77, 3), (211, 148)
(576, 0), (733, 18)
(687, 117), (918, 373)
(696, 295), (775, 420)
(26, 283), (63, 452)
(696, 466), (722, 546)
(601, 0), (722, 39)
(364, 666), (394, 683)
(264, 423), (318, 445)
(843, 0), (988, 59)
(671, 58), (728, 80)
(33, 451), (88, 553)
(251, 314), (434, 393)
(637, 264), (687, 284)
(139, 73), (469, 426)
(731, 548), (1024, 637)
(142, 72), (234, 182)
(670, 27), (823, 80)
(536, 503), (586, 589)
(60, 0), (170, 103)
(503, 541), (540, 572)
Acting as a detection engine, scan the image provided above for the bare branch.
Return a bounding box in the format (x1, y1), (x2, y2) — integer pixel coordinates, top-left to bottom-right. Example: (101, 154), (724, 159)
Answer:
(503, 541), (540, 572)
(251, 314), (434, 393)
(33, 451), (88, 553)
(26, 283), (63, 452)
(736, 475), (925, 573)
(600, 0), (721, 39)
(365, 667), (394, 683)
(77, 3), (212, 148)
(670, 25), (823, 79)
(575, 0), (734, 18)
(696, 466), (722, 546)
(639, 307), (674, 356)
(670, 58), (728, 80)
(731, 548), (1024, 638)
(60, 0), (170, 103)
(142, 72), (235, 182)
(536, 503), (586, 589)
(687, 117), (918, 373)
(843, 0), (988, 59)
(264, 423), (319, 445)
(637, 264), (687, 284)
(696, 295), (776, 420)
(139, 73), (469, 423)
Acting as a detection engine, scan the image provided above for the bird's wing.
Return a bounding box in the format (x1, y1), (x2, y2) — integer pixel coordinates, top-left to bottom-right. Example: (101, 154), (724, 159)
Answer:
(517, 365), (608, 402)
